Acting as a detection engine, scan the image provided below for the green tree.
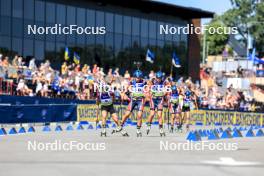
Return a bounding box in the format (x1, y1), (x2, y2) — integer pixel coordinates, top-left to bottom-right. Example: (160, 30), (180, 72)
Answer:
(220, 0), (264, 53)
(205, 19), (229, 55)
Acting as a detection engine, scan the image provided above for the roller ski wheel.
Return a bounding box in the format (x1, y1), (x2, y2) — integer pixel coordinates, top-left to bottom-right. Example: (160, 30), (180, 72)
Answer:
(137, 131), (142, 137)
(100, 131), (107, 137)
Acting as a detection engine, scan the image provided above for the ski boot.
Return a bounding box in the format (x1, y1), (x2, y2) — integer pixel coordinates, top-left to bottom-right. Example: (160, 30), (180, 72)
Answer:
(169, 127), (174, 133)
(186, 124), (190, 132)
(177, 124), (183, 133)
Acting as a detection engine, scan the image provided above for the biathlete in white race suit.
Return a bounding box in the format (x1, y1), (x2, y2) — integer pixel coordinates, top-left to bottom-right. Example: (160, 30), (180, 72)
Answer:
(119, 70), (146, 137)
(96, 82), (129, 137)
(168, 85), (183, 133)
(146, 71), (166, 137)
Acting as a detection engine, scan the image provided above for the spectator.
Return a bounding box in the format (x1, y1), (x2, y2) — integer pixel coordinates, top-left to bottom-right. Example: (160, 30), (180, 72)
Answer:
(61, 62), (68, 76)
(29, 58), (37, 70)
(237, 66), (243, 77)
(82, 64), (88, 73)
(17, 56), (24, 67)
(113, 68), (120, 77)
(92, 64), (98, 74)
(99, 67), (105, 77)
(2, 56), (9, 67)
(35, 80), (43, 96)
(124, 70), (130, 79)
(108, 68), (112, 77)
(12, 55), (19, 67)
(16, 79), (33, 96)
(149, 70), (155, 79)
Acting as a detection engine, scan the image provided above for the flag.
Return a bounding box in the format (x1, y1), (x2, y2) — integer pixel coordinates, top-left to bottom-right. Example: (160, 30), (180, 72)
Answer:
(172, 52), (181, 68)
(248, 48), (258, 63)
(253, 57), (264, 65)
(146, 49), (155, 64)
(73, 52), (80, 64)
(256, 59), (264, 64)
(247, 48), (264, 65)
(64, 47), (70, 61)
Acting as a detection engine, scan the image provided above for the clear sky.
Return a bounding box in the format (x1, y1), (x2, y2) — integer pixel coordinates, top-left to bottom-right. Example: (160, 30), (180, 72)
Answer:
(156, 0), (232, 24)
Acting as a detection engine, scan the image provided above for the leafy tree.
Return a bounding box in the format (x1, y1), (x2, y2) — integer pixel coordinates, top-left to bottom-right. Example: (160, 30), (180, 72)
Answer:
(204, 19), (229, 55)
(221, 0), (264, 53)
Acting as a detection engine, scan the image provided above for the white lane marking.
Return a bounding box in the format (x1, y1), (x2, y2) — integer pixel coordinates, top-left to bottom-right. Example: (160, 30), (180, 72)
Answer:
(201, 157), (261, 166)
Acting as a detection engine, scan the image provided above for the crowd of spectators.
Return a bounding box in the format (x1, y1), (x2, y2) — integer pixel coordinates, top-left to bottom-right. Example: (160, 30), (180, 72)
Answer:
(0, 53), (263, 112)
(199, 65), (262, 112)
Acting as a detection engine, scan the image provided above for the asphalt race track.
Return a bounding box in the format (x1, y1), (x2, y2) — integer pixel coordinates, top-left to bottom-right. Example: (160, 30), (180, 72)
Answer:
(0, 124), (264, 176)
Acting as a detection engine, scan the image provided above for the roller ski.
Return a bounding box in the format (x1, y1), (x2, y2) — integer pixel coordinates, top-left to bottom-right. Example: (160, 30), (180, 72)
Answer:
(111, 126), (129, 137)
(111, 127), (120, 134)
(159, 128), (166, 137)
(100, 128), (107, 137)
(121, 130), (129, 137)
(177, 124), (183, 133)
(137, 129), (142, 137)
(146, 125), (151, 135)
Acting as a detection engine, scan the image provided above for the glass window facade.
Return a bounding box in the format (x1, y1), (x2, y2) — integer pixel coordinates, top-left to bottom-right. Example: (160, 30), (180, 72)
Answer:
(0, 0), (189, 74)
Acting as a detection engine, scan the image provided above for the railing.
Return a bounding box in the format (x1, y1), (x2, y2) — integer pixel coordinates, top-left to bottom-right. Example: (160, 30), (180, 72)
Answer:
(0, 78), (15, 95)
(212, 60), (254, 72)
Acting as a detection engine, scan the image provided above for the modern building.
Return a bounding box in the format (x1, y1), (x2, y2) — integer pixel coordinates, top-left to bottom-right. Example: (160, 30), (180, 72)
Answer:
(0, 0), (213, 79)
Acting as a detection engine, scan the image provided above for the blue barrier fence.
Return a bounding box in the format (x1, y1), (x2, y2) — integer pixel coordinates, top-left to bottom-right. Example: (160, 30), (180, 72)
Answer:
(0, 95), (263, 124)
(0, 104), (77, 123)
(0, 95), (94, 105)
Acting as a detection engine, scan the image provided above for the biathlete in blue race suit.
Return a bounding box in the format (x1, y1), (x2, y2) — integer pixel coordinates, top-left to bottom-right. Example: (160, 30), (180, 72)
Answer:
(96, 81), (129, 137)
(120, 70), (146, 137)
(182, 88), (193, 131)
(146, 71), (166, 137)
(168, 85), (183, 133)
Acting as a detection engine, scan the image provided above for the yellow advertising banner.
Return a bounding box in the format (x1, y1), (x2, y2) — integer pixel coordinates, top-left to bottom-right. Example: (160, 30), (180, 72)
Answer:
(190, 110), (263, 126)
(77, 104), (264, 126)
(77, 104), (98, 122)
(77, 104), (169, 123)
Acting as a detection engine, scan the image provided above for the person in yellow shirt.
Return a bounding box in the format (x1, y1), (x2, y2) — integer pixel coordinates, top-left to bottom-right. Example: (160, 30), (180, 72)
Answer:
(61, 62), (68, 76)
(82, 64), (88, 73)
